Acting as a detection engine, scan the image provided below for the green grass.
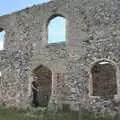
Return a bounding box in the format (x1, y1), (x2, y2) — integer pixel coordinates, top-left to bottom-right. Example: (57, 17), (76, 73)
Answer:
(0, 106), (119, 120)
(0, 107), (36, 120)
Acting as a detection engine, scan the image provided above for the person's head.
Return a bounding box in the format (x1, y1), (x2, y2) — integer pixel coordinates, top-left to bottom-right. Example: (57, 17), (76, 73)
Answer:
(32, 81), (38, 87)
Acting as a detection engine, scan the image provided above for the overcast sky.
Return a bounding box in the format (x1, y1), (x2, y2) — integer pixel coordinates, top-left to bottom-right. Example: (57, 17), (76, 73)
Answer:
(0, 0), (65, 50)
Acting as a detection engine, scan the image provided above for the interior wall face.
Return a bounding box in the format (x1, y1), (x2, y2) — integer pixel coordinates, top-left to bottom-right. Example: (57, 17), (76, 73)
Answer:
(0, 0), (120, 113)
(91, 61), (117, 98)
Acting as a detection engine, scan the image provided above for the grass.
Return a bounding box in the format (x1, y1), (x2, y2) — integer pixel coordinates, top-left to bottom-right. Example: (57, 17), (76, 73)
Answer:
(0, 107), (35, 120)
(0, 106), (119, 120)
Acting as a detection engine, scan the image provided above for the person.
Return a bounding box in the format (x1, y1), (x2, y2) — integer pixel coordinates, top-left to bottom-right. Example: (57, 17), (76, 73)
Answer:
(32, 81), (39, 107)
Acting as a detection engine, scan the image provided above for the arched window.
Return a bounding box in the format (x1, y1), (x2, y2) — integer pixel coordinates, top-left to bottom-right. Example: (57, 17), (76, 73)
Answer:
(91, 60), (117, 98)
(32, 65), (52, 107)
(0, 28), (5, 50)
(48, 16), (66, 44)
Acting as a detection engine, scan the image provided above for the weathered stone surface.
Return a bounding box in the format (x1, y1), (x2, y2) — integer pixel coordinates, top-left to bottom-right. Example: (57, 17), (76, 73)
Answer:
(0, 0), (120, 114)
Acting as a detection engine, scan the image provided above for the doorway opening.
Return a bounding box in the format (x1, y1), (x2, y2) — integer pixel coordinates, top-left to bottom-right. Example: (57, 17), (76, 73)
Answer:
(32, 65), (52, 107)
(91, 60), (117, 99)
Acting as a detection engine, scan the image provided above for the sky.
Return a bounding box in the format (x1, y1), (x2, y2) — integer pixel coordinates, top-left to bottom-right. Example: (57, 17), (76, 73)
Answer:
(0, 32), (5, 50)
(0, 0), (48, 15)
(0, 0), (65, 50)
(48, 17), (65, 43)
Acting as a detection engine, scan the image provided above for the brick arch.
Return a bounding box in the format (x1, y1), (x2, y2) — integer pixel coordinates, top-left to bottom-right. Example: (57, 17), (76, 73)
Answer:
(90, 60), (117, 99)
(32, 64), (52, 107)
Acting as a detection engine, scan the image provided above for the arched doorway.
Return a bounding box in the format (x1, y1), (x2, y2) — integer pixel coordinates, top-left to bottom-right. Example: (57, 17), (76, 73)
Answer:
(32, 65), (52, 107)
(91, 60), (117, 99)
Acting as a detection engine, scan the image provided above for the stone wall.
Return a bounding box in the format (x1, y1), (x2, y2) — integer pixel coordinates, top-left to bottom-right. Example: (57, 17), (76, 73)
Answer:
(0, 0), (120, 114)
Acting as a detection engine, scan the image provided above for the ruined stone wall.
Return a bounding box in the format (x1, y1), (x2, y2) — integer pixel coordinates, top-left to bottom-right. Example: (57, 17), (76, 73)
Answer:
(0, 0), (120, 113)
